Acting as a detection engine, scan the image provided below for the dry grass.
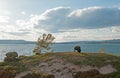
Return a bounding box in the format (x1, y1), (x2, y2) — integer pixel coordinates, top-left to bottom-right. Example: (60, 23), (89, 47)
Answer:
(0, 52), (120, 78)
(18, 52), (120, 68)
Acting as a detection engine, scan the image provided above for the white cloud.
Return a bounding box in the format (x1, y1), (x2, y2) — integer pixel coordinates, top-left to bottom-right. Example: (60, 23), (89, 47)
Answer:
(21, 11), (26, 15)
(54, 27), (120, 42)
(0, 6), (120, 42)
(68, 6), (101, 17)
(33, 7), (71, 32)
(111, 26), (120, 33)
(0, 10), (11, 15)
(32, 6), (120, 32)
(0, 16), (9, 23)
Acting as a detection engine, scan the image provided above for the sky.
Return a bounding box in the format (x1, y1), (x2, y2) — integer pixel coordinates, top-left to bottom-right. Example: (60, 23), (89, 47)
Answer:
(0, 0), (120, 42)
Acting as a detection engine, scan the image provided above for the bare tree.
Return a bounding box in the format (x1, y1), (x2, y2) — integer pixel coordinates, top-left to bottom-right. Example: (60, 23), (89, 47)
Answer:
(33, 33), (55, 54)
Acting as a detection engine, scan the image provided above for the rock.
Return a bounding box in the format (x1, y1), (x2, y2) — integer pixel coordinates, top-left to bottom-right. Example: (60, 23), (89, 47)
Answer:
(6, 52), (18, 58)
(4, 52), (18, 62)
(99, 64), (117, 74)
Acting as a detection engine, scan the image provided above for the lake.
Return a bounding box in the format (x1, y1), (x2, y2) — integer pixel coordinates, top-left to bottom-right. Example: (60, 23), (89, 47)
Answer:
(0, 43), (120, 61)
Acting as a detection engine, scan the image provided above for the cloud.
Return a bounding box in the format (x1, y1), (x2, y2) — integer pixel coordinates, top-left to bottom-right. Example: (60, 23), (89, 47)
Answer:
(111, 26), (120, 33)
(68, 7), (120, 29)
(33, 7), (71, 32)
(5, 31), (30, 36)
(0, 6), (120, 41)
(0, 10), (11, 15)
(0, 20), (32, 37)
(21, 11), (26, 15)
(0, 16), (10, 23)
(31, 6), (120, 32)
(54, 27), (120, 42)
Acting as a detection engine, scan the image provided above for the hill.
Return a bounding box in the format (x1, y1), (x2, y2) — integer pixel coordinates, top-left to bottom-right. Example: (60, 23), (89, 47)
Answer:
(0, 39), (120, 44)
(57, 39), (120, 44)
(0, 40), (35, 44)
(0, 52), (120, 78)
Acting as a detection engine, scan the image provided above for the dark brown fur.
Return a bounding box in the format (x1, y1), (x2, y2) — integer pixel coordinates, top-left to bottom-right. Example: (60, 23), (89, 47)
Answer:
(74, 46), (81, 53)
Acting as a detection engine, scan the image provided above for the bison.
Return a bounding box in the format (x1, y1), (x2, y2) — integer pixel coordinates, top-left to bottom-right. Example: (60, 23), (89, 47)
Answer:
(74, 46), (81, 53)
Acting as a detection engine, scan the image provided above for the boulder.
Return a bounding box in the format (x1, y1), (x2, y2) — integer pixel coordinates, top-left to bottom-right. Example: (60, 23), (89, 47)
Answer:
(6, 52), (18, 58)
(4, 52), (18, 62)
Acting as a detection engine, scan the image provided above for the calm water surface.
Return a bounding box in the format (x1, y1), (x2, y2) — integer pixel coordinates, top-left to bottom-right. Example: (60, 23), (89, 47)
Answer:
(0, 43), (120, 61)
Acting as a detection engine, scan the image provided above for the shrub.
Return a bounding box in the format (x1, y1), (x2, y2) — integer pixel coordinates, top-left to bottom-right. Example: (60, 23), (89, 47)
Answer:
(33, 33), (55, 54)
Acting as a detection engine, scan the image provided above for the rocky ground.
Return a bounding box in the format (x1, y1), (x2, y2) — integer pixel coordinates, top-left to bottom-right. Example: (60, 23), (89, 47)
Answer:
(37, 57), (116, 78)
(0, 52), (120, 78)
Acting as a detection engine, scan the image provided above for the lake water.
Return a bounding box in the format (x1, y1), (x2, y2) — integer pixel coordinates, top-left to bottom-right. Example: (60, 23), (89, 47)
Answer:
(0, 43), (120, 61)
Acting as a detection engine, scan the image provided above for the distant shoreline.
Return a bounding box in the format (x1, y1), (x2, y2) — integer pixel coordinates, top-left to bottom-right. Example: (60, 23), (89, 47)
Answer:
(0, 39), (120, 44)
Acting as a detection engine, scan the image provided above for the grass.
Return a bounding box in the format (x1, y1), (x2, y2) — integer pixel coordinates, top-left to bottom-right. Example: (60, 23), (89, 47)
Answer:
(0, 52), (120, 77)
(18, 52), (120, 70)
